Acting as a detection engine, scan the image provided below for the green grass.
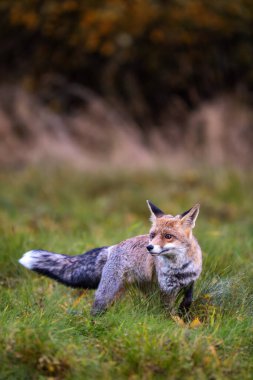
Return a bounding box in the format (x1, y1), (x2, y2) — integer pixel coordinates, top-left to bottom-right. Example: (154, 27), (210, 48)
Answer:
(0, 168), (253, 379)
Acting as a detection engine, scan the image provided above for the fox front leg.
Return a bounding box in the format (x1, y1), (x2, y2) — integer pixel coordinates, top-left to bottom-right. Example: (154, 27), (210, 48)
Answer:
(91, 263), (124, 316)
(178, 281), (194, 315)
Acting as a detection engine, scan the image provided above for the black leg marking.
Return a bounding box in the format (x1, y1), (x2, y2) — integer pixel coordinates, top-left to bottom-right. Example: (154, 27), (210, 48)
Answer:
(179, 282), (194, 315)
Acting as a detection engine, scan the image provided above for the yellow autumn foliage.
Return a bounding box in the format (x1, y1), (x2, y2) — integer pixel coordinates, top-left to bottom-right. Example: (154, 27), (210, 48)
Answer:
(0, 0), (252, 118)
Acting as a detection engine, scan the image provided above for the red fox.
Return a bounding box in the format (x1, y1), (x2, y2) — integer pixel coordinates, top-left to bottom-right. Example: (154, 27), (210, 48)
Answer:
(19, 201), (202, 315)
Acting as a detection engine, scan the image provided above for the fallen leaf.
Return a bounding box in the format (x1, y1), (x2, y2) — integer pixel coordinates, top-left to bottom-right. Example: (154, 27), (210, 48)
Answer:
(189, 317), (202, 329)
(172, 315), (186, 327)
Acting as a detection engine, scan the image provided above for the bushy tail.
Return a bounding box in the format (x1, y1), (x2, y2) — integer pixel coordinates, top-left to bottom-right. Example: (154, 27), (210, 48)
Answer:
(19, 247), (108, 289)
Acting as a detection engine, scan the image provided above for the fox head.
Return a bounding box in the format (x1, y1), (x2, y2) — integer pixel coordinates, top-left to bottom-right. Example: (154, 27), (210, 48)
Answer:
(146, 201), (200, 257)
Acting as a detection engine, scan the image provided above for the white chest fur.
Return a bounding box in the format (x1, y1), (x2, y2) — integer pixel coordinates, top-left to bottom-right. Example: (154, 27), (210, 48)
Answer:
(155, 255), (198, 293)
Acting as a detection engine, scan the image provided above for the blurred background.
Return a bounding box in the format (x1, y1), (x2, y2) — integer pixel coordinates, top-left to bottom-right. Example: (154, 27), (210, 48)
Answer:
(1, 4), (253, 378)
(0, 0), (253, 170)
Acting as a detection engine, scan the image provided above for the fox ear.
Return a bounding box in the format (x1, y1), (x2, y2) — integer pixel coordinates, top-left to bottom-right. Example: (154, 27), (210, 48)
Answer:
(146, 200), (165, 221)
(179, 203), (200, 229)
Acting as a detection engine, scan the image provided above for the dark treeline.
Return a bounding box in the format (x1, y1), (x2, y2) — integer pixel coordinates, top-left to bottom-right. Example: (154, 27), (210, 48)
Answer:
(0, 0), (253, 125)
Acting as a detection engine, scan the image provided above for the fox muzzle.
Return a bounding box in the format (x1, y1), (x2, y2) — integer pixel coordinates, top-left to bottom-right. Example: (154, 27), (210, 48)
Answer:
(146, 244), (162, 255)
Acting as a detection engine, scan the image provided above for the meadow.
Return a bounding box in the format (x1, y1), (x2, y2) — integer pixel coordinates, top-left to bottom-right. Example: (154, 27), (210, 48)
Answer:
(0, 168), (253, 379)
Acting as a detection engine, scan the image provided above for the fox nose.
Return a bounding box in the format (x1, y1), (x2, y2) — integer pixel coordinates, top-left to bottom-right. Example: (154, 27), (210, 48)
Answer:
(146, 244), (154, 252)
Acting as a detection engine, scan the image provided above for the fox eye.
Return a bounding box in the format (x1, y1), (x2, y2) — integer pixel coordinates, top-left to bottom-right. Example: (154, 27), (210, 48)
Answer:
(150, 232), (156, 239)
(165, 234), (173, 240)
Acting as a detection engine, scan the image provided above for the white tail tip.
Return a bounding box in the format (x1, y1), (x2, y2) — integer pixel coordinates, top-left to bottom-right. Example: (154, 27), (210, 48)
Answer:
(19, 250), (36, 269)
